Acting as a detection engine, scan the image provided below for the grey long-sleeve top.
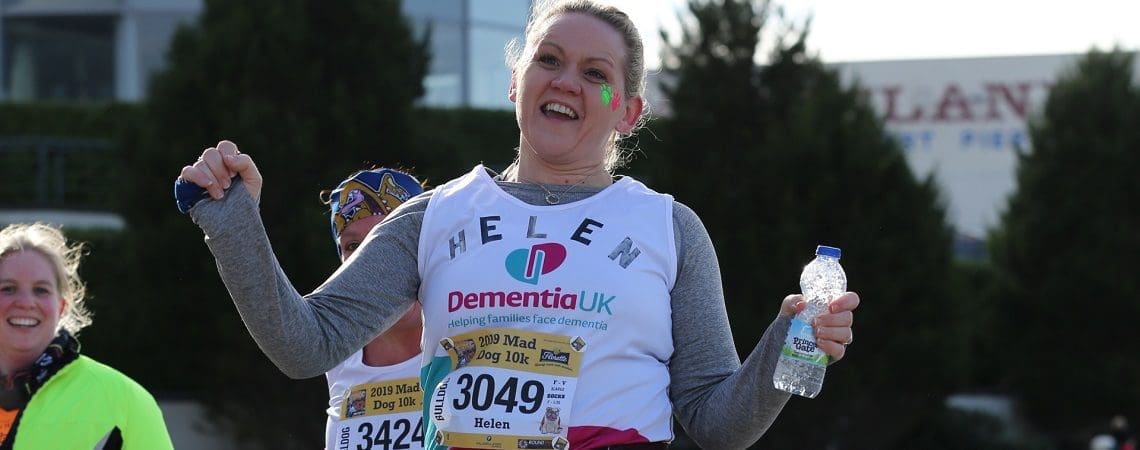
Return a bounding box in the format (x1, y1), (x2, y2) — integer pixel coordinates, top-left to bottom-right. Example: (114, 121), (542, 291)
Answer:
(187, 171), (792, 449)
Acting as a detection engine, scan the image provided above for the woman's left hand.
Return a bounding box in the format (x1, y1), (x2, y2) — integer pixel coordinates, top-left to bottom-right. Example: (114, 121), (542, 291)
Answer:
(813, 292), (859, 362)
(776, 292), (859, 362)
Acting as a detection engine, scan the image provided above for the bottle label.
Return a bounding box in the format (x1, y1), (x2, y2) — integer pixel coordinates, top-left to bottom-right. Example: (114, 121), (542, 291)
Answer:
(780, 318), (829, 366)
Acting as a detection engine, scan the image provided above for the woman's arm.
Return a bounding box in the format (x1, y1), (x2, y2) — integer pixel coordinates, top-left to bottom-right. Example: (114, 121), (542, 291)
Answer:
(666, 201), (793, 449)
(180, 144), (425, 378)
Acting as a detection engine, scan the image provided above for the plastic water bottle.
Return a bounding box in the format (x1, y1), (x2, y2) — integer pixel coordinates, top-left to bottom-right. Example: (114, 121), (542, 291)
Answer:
(773, 245), (846, 398)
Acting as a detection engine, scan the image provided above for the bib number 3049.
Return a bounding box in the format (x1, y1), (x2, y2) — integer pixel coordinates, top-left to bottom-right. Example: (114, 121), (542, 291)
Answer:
(451, 373), (544, 414)
(432, 367), (574, 437)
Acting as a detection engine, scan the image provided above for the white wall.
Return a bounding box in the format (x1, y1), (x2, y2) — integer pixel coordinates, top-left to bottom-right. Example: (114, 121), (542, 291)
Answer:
(834, 53), (1140, 239)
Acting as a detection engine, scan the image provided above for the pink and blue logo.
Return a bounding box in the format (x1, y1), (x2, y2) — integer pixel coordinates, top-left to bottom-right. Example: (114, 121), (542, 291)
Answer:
(505, 243), (566, 285)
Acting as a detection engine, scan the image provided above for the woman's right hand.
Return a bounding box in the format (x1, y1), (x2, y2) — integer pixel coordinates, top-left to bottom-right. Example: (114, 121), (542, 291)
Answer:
(175, 140), (262, 211)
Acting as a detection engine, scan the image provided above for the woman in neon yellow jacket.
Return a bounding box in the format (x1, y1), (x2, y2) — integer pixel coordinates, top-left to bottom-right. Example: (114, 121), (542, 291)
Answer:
(0, 223), (173, 449)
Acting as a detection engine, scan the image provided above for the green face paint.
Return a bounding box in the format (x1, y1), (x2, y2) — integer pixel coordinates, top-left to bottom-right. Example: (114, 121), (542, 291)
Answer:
(601, 83), (619, 111)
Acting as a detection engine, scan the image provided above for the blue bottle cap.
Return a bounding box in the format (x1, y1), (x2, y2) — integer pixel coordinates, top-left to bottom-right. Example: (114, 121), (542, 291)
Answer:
(816, 245), (841, 258)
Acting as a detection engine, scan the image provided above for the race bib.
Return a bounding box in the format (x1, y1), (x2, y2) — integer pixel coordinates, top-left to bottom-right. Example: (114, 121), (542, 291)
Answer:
(333, 378), (424, 450)
(431, 328), (586, 449)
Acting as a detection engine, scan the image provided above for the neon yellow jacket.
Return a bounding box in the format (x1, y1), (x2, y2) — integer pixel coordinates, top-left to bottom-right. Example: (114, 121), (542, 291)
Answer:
(8, 355), (173, 449)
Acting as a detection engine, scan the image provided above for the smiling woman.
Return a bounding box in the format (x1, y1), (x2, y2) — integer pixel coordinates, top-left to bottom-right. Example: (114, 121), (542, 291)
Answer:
(0, 222), (172, 449)
(173, 1), (859, 449)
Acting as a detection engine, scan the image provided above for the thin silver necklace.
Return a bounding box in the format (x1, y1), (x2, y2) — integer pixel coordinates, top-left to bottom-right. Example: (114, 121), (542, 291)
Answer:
(502, 161), (601, 205)
(523, 175), (592, 205)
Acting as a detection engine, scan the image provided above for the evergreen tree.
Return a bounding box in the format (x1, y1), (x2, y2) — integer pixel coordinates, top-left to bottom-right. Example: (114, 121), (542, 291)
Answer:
(117, 1), (429, 448)
(988, 49), (1140, 433)
(757, 37), (961, 450)
(638, 0), (959, 447)
(645, 0), (771, 337)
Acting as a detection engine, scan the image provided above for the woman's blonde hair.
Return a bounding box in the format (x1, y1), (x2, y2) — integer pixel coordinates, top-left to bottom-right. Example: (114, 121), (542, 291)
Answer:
(0, 222), (92, 334)
(505, 0), (650, 172)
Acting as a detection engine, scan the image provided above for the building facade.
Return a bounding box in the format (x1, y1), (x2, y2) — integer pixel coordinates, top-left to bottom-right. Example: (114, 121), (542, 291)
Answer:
(0, 0), (529, 108)
(403, 0), (530, 109)
(0, 0), (202, 102)
(835, 54), (1140, 242)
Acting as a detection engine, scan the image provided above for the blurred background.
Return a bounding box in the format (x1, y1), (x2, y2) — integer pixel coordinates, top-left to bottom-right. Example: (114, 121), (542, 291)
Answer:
(0, 0), (1137, 449)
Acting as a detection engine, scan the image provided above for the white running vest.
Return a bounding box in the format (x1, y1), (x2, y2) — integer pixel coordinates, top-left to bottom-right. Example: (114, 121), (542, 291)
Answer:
(417, 166), (677, 450)
(325, 350), (425, 450)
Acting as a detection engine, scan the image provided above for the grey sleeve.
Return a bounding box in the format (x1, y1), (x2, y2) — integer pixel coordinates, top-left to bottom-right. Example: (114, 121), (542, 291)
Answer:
(187, 186), (424, 379)
(667, 201), (792, 449)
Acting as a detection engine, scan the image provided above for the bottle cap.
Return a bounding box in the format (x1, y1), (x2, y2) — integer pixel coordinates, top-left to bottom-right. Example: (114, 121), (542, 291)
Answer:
(816, 245), (841, 258)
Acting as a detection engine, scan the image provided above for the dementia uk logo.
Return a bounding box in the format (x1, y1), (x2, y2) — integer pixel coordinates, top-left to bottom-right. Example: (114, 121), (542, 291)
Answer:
(447, 242), (614, 316)
(505, 243), (566, 285)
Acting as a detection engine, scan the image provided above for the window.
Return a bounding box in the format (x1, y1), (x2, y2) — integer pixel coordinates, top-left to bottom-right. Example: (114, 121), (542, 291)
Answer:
(468, 26), (516, 109)
(2, 15), (115, 101)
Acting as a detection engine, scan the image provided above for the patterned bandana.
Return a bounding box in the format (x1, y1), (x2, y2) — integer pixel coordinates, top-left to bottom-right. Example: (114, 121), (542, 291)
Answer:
(328, 168), (424, 254)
